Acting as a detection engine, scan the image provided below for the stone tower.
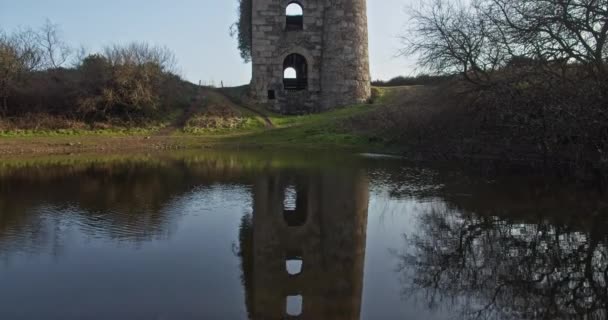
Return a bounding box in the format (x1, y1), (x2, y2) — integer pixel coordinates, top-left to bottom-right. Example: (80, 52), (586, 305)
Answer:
(238, 168), (369, 319)
(250, 0), (371, 114)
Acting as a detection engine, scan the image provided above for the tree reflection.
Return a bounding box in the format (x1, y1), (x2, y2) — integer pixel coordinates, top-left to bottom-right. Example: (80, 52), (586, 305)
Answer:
(0, 156), (259, 253)
(400, 202), (608, 319)
(236, 169), (370, 319)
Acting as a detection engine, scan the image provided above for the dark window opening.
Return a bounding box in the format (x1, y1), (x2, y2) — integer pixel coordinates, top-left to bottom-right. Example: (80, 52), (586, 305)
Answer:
(286, 3), (303, 31)
(268, 90), (276, 100)
(283, 54), (308, 91)
(286, 295), (303, 317)
(284, 210), (307, 226)
(283, 185), (307, 227)
(286, 250), (303, 276)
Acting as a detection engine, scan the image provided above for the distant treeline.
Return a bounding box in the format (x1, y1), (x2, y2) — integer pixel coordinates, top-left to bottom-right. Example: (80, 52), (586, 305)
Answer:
(0, 21), (195, 129)
(371, 74), (453, 87)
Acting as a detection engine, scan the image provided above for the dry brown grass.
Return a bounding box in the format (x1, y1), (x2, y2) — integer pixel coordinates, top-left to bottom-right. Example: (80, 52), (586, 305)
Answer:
(348, 79), (608, 184)
(183, 89), (252, 132)
(0, 114), (88, 131)
(185, 104), (247, 130)
(343, 84), (474, 155)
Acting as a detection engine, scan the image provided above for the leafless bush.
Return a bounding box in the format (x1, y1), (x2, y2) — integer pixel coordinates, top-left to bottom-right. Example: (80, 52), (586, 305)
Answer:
(103, 42), (178, 74)
(75, 44), (185, 121)
(0, 22), (191, 126)
(0, 21), (193, 129)
(0, 22), (72, 117)
(0, 28), (44, 116)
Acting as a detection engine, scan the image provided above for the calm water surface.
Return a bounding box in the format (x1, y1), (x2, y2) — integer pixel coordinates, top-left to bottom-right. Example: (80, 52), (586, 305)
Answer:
(0, 151), (606, 320)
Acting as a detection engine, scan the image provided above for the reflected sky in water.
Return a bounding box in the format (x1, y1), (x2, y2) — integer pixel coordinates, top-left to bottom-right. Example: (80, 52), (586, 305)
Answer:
(0, 151), (605, 320)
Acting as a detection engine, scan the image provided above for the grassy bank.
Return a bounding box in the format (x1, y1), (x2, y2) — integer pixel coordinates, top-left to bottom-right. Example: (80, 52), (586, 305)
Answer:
(0, 107), (382, 156)
(2, 83), (604, 185)
(0, 87), (392, 156)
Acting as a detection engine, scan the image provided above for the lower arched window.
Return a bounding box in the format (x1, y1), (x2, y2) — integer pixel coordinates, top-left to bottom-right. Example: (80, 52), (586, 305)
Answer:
(283, 54), (307, 91)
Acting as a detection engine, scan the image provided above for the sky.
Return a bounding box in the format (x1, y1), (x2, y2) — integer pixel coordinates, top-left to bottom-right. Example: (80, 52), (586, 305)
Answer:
(0, 0), (417, 86)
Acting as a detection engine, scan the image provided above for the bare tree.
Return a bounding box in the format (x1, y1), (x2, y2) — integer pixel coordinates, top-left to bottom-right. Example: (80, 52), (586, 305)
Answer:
(403, 0), (608, 83)
(398, 0), (608, 172)
(401, 0), (514, 85)
(70, 45), (90, 68)
(36, 19), (72, 69)
(489, 0), (608, 80)
(409, 205), (608, 319)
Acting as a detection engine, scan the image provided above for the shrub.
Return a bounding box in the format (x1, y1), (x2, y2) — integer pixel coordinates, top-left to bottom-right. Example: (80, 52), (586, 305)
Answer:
(1, 28), (192, 127)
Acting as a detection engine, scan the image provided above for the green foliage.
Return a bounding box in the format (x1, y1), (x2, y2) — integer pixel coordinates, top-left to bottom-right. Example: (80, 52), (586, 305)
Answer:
(367, 87), (383, 104)
(231, 0), (252, 62)
(229, 104), (376, 149)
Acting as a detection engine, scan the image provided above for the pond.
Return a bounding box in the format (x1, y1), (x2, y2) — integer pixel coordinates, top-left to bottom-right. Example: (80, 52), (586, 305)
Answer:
(0, 150), (606, 319)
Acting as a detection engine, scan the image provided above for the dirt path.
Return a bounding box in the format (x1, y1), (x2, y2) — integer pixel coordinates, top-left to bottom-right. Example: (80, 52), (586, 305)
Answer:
(155, 90), (205, 136)
(218, 88), (274, 128)
(156, 87), (274, 136)
(235, 101), (274, 129)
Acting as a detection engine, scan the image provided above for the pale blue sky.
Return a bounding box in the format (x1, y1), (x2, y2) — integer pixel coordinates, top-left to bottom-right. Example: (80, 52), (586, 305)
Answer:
(0, 0), (416, 86)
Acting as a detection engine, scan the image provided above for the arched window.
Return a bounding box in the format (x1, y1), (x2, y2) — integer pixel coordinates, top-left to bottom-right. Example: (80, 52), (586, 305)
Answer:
(286, 295), (303, 317)
(283, 54), (307, 91)
(286, 249), (303, 276)
(284, 67), (297, 80)
(283, 184), (307, 226)
(286, 2), (303, 31)
(286, 258), (303, 276)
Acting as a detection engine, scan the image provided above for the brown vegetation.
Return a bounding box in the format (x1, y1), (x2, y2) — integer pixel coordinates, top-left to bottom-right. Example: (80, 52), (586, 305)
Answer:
(371, 74), (453, 87)
(0, 22), (195, 128)
(359, 0), (608, 180)
(184, 88), (251, 131)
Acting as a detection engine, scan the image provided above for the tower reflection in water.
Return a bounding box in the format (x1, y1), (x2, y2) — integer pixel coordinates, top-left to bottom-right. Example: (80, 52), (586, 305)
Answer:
(237, 169), (369, 320)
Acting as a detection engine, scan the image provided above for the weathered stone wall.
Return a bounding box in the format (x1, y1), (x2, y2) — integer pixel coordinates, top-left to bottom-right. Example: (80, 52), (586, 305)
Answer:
(251, 0), (324, 113)
(250, 0), (371, 114)
(320, 0), (372, 111)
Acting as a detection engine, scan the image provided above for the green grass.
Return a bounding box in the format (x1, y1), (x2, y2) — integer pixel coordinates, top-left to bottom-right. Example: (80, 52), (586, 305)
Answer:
(176, 103), (375, 147)
(224, 103), (379, 150)
(0, 86), (398, 153)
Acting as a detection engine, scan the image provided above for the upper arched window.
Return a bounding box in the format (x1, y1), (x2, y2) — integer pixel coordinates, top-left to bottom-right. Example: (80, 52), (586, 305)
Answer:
(286, 2), (303, 31)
